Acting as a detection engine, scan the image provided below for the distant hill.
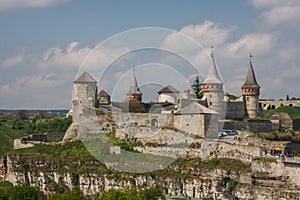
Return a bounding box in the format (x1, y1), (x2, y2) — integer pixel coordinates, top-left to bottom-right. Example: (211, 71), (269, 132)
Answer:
(264, 106), (300, 119)
(0, 125), (29, 155)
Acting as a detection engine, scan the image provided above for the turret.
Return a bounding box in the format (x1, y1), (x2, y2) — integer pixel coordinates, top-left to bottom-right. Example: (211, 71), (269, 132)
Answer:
(241, 53), (261, 118)
(202, 47), (224, 117)
(127, 67), (142, 102)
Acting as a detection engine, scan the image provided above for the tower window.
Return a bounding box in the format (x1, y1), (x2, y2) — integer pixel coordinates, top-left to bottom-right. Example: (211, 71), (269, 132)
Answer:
(210, 102), (212, 106)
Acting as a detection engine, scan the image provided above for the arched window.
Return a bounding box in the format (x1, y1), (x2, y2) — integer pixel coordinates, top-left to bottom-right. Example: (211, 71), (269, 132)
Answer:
(271, 105), (275, 109)
(151, 118), (158, 126)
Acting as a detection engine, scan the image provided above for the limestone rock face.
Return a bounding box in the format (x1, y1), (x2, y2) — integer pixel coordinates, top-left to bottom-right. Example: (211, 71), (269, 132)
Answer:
(1, 154), (300, 199)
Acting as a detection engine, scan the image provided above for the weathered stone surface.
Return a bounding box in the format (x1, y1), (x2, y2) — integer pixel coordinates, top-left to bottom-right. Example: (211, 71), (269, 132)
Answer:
(1, 154), (300, 199)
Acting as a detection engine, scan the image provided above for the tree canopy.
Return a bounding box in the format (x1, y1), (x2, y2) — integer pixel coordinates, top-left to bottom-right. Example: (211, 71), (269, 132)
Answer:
(191, 75), (203, 99)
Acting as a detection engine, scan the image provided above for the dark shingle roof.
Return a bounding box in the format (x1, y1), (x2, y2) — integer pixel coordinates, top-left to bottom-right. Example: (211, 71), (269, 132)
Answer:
(242, 61), (260, 89)
(158, 85), (180, 94)
(98, 90), (110, 97)
(74, 72), (97, 83)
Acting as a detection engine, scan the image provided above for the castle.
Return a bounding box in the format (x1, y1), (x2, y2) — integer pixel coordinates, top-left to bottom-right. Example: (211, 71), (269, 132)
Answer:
(69, 50), (263, 138)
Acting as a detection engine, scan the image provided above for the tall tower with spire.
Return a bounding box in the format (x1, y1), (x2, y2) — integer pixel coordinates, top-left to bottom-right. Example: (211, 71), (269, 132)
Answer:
(202, 47), (224, 117)
(127, 67), (142, 102)
(241, 53), (261, 118)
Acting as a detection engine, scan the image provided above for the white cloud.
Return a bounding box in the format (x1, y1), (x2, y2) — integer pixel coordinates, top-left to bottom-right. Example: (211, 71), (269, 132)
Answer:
(249, 0), (300, 27)
(1, 19), (300, 108)
(261, 5), (300, 27)
(225, 33), (276, 57)
(161, 21), (234, 53)
(0, 0), (71, 11)
(249, 0), (298, 8)
(1, 54), (24, 68)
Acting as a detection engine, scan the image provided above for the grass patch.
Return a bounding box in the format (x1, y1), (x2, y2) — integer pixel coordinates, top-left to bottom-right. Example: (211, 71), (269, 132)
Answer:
(253, 157), (277, 164)
(105, 131), (140, 152)
(0, 125), (29, 155)
(264, 106), (300, 119)
(9, 140), (108, 173)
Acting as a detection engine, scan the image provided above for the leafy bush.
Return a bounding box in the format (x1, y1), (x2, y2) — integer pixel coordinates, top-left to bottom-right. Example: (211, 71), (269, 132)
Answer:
(7, 184), (44, 200)
(209, 157), (220, 165)
(49, 186), (89, 200)
(0, 181), (13, 188)
(228, 179), (238, 192)
(97, 186), (165, 200)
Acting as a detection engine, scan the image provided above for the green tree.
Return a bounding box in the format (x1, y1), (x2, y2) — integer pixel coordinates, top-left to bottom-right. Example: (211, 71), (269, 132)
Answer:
(8, 184), (42, 200)
(97, 186), (165, 200)
(140, 186), (165, 200)
(191, 75), (203, 99)
(0, 181), (14, 200)
(12, 120), (25, 130)
(286, 94), (290, 101)
(49, 186), (88, 200)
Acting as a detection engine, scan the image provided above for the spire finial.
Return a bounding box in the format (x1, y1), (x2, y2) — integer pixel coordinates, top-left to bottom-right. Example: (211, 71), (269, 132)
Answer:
(211, 46), (214, 58)
(249, 52), (253, 63)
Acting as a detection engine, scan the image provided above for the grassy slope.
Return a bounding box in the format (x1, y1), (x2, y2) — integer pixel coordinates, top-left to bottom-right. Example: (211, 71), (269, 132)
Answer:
(0, 125), (29, 155)
(264, 106), (300, 119)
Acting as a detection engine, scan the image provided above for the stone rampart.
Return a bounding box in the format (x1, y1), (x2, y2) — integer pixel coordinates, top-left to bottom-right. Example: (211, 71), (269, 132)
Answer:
(223, 120), (273, 133)
(135, 139), (262, 164)
(226, 101), (245, 119)
(259, 100), (300, 109)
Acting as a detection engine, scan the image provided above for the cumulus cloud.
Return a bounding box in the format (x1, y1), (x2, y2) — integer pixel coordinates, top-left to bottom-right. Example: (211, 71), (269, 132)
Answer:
(1, 19), (300, 108)
(225, 33), (276, 57)
(249, 0), (300, 27)
(0, 41), (133, 108)
(161, 21), (234, 53)
(0, 0), (71, 11)
(249, 0), (298, 8)
(1, 54), (25, 68)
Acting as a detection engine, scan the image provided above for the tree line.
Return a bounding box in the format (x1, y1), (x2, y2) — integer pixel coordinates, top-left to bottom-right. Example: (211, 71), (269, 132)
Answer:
(0, 182), (165, 200)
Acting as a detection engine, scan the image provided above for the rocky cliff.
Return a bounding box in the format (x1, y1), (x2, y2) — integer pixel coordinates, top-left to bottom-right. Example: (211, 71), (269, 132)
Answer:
(1, 152), (300, 200)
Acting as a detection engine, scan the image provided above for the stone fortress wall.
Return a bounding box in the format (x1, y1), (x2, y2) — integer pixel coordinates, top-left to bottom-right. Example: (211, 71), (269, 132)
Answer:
(260, 99), (300, 110)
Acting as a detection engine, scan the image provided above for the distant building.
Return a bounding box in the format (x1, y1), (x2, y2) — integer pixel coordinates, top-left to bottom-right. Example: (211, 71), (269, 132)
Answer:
(127, 67), (142, 102)
(97, 90), (111, 105)
(158, 85), (180, 104)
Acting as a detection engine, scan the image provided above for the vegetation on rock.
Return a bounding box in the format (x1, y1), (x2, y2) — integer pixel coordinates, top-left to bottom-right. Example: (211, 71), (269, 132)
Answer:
(97, 186), (165, 200)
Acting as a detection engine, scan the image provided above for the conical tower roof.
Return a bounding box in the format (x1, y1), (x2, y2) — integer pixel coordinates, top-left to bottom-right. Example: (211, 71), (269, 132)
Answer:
(242, 54), (260, 89)
(74, 72), (97, 83)
(204, 47), (223, 84)
(127, 67), (142, 95)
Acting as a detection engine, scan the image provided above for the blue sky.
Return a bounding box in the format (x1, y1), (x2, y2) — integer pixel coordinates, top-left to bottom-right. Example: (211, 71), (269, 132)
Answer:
(0, 0), (300, 109)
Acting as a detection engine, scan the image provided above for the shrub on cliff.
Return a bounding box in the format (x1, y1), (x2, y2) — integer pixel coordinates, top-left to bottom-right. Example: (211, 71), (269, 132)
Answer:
(49, 186), (90, 200)
(97, 186), (165, 200)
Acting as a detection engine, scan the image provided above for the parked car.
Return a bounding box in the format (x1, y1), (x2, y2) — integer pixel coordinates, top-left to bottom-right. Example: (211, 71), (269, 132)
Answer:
(221, 129), (238, 135)
(218, 131), (228, 138)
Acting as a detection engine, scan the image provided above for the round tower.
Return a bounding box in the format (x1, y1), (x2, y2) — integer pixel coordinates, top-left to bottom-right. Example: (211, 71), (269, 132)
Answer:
(241, 53), (261, 118)
(202, 47), (224, 117)
(127, 67), (142, 102)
